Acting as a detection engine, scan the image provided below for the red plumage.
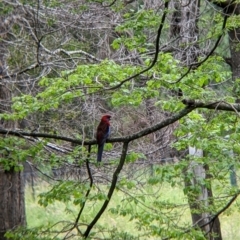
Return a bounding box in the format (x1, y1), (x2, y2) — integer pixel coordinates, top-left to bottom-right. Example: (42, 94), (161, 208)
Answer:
(96, 115), (111, 162)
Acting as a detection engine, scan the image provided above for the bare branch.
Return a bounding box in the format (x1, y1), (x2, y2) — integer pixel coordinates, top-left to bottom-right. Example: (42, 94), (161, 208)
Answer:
(83, 141), (129, 238)
(1, 100), (240, 145)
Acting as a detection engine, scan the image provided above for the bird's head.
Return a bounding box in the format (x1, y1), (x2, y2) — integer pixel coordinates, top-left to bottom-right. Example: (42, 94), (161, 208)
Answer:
(101, 115), (111, 122)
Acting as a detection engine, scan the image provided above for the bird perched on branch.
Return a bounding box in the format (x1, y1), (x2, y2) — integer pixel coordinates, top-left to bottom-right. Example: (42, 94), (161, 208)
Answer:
(96, 115), (111, 162)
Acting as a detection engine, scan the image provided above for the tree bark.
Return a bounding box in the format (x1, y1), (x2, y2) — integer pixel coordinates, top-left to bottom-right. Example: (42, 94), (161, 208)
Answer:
(229, 27), (240, 102)
(0, 15), (26, 239)
(0, 169), (26, 240)
(185, 147), (222, 240)
(0, 85), (26, 239)
(227, 9), (240, 188)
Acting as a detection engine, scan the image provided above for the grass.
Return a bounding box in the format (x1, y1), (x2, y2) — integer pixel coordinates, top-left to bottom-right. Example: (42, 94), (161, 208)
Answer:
(220, 206), (240, 239)
(25, 179), (240, 239)
(25, 182), (140, 238)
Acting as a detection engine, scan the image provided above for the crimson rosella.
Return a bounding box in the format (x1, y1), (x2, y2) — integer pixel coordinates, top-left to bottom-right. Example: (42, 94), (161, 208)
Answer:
(96, 115), (111, 162)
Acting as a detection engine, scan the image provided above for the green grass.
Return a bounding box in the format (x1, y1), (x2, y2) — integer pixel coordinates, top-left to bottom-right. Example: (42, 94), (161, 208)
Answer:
(220, 206), (240, 240)
(26, 183), (140, 238)
(25, 181), (240, 239)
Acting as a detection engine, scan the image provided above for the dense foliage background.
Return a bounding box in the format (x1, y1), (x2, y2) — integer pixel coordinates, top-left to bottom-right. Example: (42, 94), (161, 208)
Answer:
(0, 0), (240, 239)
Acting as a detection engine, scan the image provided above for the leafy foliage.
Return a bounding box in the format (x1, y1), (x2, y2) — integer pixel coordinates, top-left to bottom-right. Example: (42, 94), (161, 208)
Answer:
(1, 0), (240, 239)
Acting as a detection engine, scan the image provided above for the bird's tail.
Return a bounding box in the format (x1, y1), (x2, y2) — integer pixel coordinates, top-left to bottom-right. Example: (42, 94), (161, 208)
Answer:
(97, 144), (104, 162)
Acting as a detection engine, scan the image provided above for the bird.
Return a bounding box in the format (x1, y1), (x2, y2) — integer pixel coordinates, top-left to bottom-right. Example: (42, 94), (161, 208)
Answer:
(96, 114), (111, 162)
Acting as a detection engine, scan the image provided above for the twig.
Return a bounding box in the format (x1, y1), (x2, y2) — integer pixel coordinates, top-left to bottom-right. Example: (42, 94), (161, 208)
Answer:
(74, 145), (93, 230)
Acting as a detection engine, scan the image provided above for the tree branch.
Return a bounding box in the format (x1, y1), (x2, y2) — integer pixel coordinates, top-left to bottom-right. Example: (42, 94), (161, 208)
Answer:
(1, 100), (239, 145)
(73, 145), (93, 236)
(163, 190), (240, 240)
(105, 0), (170, 90)
(170, 9), (229, 84)
(182, 99), (240, 113)
(209, 0), (240, 14)
(0, 105), (196, 144)
(83, 141), (129, 238)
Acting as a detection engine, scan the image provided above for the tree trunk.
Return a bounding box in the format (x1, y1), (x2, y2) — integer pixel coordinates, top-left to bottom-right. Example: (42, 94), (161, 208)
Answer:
(228, 26), (240, 188)
(0, 85), (26, 240)
(185, 147), (222, 240)
(0, 16), (26, 239)
(229, 27), (240, 86)
(217, 2), (240, 188)
(0, 169), (26, 240)
(170, 0), (222, 238)
(187, 148), (209, 230)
